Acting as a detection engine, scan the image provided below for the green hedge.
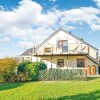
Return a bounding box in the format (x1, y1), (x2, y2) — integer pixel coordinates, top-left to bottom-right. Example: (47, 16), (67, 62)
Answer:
(17, 61), (31, 73)
(38, 62), (47, 70)
(38, 69), (87, 81)
(26, 62), (39, 81)
(17, 62), (47, 82)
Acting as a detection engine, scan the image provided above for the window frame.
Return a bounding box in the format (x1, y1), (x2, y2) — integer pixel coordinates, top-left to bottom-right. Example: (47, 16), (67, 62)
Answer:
(77, 59), (85, 67)
(57, 59), (64, 67)
(57, 40), (68, 52)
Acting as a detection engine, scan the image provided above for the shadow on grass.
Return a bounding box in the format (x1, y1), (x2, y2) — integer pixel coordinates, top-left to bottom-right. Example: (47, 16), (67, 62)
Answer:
(0, 82), (25, 91)
(87, 77), (100, 81)
(43, 90), (100, 100)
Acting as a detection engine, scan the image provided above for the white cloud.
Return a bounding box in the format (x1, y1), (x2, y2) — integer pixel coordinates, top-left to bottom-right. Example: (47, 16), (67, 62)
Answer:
(0, 1), (99, 37)
(0, 37), (10, 43)
(17, 41), (34, 48)
(93, 0), (100, 7)
(90, 24), (100, 31)
(0, 47), (7, 50)
(0, 0), (100, 54)
(60, 7), (100, 31)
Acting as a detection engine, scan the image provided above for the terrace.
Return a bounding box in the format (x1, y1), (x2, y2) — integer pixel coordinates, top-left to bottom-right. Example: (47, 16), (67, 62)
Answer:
(34, 43), (90, 56)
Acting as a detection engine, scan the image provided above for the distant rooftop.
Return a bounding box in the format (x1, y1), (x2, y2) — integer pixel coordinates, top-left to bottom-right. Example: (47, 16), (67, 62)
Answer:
(20, 48), (33, 56)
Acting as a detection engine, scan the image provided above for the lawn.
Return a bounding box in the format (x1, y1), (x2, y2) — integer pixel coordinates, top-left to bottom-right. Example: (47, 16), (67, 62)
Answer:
(0, 78), (100, 100)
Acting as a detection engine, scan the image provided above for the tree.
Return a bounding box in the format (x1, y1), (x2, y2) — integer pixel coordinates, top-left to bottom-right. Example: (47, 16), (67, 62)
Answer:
(0, 58), (17, 82)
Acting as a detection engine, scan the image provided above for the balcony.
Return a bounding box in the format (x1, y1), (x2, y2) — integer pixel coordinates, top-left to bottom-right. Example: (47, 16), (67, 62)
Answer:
(34, 43), (90, 56)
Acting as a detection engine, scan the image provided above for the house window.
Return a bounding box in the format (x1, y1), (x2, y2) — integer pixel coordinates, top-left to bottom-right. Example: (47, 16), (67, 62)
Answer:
(62, 40), (68, 52)
(57, 40), (68, 52)
(57, 41), (61, 48)
(57, 59), (64, 67)
(77, 59), (85, 67)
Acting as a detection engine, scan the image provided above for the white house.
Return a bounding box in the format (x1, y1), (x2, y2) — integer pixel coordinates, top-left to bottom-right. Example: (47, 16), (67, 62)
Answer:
(19, 28), (100, 74)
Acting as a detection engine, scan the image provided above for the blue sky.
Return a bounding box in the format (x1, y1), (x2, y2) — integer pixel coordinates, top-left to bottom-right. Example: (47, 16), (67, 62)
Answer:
(0, 0), (100, 58)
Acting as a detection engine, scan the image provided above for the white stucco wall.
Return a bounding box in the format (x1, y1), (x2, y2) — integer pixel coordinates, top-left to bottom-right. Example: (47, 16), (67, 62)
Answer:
(36, 30), (98, 59)
(32, 55), (98, 70)
(19, 56), (31, 62)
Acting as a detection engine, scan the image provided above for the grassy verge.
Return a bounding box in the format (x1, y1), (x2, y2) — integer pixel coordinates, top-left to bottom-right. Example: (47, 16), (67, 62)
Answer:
(0, 78), (100, 100)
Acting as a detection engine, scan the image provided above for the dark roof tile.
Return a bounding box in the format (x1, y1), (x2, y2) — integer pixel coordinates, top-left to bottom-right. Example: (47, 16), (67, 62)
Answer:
(20, 48), (33, 56)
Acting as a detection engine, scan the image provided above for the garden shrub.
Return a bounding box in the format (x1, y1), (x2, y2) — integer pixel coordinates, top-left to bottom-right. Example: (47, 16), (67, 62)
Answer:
(11, 73), (28, 82)
(26, 62), (39, 81)
(0, 58), (17, 82)
(0, 72), (5, 82)
(17, 61), (47, 82)
(17, 61), (31, 73)
(38, 62), (47, 70)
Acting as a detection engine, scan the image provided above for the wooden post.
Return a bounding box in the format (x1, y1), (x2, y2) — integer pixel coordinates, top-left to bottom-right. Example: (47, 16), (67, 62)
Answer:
(37, 57), (38, 62)
(33, 46), (35, 55)
(96, 50), (99, 61)
(84, 56), (87, 78)
(51, 55), (52, 69)
(67, 56), (68, 69)
(31, 54), (32, 62)
(81, 43), (82, 53)
(30, 52), (32, 62)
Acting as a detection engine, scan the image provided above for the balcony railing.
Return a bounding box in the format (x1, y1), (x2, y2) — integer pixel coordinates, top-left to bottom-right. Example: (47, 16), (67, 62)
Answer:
(34, 43), (90, 55)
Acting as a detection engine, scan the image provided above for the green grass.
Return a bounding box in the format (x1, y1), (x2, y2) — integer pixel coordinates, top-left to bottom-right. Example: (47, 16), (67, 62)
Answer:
(0, 78), (100, 100)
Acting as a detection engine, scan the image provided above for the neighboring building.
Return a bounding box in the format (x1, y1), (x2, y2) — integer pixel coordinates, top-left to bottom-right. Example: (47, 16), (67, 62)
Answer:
(20, 48), (33, 62)
(19, 28), (100, 74)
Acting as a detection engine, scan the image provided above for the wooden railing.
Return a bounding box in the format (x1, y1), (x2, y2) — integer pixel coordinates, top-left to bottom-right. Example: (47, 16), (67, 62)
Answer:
(34, 43), (90, 55)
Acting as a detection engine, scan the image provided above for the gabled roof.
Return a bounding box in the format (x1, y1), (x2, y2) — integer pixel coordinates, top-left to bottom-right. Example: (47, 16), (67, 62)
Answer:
(36, 28), (98, 51)
(20, 48), (33, 56)
(20, 28), (98, 56)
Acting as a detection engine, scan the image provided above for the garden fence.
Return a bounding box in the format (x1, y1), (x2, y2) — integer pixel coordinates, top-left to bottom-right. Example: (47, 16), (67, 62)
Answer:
(38, 69), (87, 81)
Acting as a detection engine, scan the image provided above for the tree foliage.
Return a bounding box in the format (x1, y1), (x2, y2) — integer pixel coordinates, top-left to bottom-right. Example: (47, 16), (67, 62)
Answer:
(26, 62), (39, 81)
(0, 58), (17, 82)
(17, 62), (47, 81)
(17, 61), (31, 73)
(38, 62), (47, 70)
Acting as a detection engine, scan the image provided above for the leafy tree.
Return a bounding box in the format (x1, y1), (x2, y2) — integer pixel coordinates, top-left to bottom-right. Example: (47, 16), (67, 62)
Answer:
(0, 58), (17, 82)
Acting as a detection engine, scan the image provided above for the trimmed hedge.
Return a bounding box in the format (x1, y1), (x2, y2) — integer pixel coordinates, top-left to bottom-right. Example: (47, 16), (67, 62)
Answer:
(38, 69), (87, 81)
